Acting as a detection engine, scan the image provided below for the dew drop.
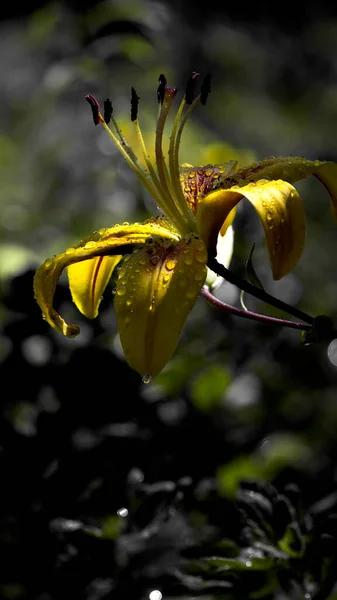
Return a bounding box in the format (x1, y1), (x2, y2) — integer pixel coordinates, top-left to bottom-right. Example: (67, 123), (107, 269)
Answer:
(122, 221), (130, 226)
(44, 259), (52, 268)
(150, 255), (160, 265)
(163, 274), (170, 283)
(112, 287), (117, 295)
(186, 288), (196, 299)
(195, 269), (206, 281)
(139, 258), (146, 266)
(193, 240), (204, 250)
(84, 241), (96, 249)
(184, 256), (193, 265)
(266, 210), (273, 221)
(195, 253), (206, 263)
(117, 286), (126, 296)
(142, 374), (152, 384)
(66, 247), (75, 254)
(126, 299), (132, 307)
(123, 255), (131, 262)
(165, 260), (177, 271)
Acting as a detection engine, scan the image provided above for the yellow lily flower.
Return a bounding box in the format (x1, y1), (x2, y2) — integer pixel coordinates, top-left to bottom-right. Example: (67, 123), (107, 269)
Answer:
(34, 73), (337, 381)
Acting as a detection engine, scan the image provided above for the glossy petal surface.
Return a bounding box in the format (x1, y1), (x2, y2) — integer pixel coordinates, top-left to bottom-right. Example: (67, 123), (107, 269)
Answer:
(34, 220), (178, 337)
(197, 179), (306, 280)
(68, 255), (121, 319)
(115, 235), (207, 376)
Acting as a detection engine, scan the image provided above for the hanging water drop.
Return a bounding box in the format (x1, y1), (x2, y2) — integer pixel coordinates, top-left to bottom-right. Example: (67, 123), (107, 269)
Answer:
(142, 374), (152, 384)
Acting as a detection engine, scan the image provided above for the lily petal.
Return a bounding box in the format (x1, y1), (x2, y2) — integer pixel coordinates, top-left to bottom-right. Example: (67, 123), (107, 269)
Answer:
(180, 161), (238, 213)
(68, 255), (121, 319)
(197, 179), (306, 280)
(34, 220), (178, 337)
(114, 235), (207, 377)
(226, 156), (337, 219)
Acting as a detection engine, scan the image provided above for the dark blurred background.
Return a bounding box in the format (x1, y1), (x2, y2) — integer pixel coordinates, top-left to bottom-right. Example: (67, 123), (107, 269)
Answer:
(2, 1), (337, 599)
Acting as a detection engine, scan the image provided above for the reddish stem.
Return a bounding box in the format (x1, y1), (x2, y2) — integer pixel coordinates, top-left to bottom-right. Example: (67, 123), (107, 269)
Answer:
(201, 286), (312, 331)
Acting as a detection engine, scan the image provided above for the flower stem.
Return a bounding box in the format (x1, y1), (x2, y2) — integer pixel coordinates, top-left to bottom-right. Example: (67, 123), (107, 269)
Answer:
(201, 286), (312, 331)
(207, 257), (314, 326)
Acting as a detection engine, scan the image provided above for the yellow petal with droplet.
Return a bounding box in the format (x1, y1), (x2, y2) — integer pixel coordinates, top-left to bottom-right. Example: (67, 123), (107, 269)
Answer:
(196, 187), (242, 255)
(197, 179), (306, 280)
(34, 220), (178, 337)
(313, 161), (337, 221)
(180, 160), (238, 213)
(227, 156), (337, 220)
(68, 255), (121, 319)
(237, 179), (306, 280)
(114, 236), (207, 377)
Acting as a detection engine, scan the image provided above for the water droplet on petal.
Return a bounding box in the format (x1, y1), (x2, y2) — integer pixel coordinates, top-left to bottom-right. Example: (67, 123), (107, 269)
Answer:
(193, 239), (205, 250)
(142, 374), (152, 384)
(165, 260), (177, 271)
(186, 288), (196, 299)
(150, 255), (160, 265)
(84, 241), (96, 249)
(194, 269), (206, 281)
(266, 210), (273, 221)
(117, 286), (126, 296)
(66, 247), (75, 254)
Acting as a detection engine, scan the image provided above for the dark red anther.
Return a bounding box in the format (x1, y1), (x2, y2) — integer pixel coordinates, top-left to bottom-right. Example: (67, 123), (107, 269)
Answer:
(85, 94), (101, 125)
(157, 74), (167, 105)
(131, 87), (140, 122)
(185, 71), (200, 105)
(200, 74), (212, 106)
(104, 99), (113, 124)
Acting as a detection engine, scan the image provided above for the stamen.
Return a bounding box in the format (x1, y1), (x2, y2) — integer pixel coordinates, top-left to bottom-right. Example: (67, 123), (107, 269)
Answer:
(157, 74), (167, 105)
(155, 83), (195, 230)
(130, 87), (140, 122)
(104, 99), (113, 124)
(185, 71), (199, 105)
(168, 90), (200, 227)
(85, 75), (200, 236)
(155, 88), (178, 199)
(133, 115), (184, 229)
(85, 94), (101, 126)
(200, 73), (212, 106)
